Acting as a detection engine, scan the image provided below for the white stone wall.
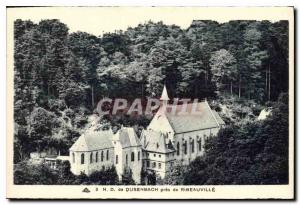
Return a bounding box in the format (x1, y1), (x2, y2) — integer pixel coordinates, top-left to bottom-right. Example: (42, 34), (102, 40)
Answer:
(70, 148), (114, 176)
(121, 146), (142, 184)
(147, 113), (175, 140)
(113, 140), (142, 184)
(112, 141), (124, 181)
(173, 127), (220, 165)
(142, 151), (176, 179)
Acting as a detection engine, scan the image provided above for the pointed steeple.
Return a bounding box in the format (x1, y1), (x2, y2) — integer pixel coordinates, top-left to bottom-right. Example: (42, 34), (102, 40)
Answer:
(160, 85), (169, 101)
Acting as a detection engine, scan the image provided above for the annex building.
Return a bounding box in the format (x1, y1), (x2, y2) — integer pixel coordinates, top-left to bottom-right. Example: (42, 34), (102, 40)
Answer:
(69, 86), (225, 184)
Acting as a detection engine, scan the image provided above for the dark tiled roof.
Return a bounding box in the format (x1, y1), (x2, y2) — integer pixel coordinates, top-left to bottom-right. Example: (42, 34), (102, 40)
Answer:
(70, 130), (114, 152)
(141, 129), (175, 153)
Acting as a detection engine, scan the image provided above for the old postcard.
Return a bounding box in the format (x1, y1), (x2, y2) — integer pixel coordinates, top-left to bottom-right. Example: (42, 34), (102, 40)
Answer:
(6, 7), (294, 199)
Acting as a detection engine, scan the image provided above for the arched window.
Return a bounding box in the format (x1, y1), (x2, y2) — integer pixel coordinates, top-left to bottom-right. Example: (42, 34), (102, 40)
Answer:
(204, 134), (207, 144)
(101, 151), (104, 162)
(205, 136), (208, 143)
(131, 152), (135, 162)
(177, 142), (180, 155)
(106, 150), (109, 161)
(198, 138), (202, 151)
(138, 151), (140, 161)
(72, 153), (75, 163)
(90, 153), (93, 163)
(126, 154), (128, 165)
(191, 139), (195, 153)
(183, 141), (187, 155)
(116, 155), (118, 164)
(95, 152), (98, 163)
(81, 153), (85, 164)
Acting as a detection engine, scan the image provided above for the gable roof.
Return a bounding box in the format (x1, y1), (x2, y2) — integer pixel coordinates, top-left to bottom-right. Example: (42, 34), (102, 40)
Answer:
(212, 110), (226, 126)
(70, 130), (114, 152)
(112, 127), (141, 148)
(140, 129), (175, 153)
(157, 101), (225, 134)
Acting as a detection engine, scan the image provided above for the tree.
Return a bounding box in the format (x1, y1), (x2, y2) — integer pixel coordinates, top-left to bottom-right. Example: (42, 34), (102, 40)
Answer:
(210, 49), (238, 95)
(89, 166), (119, 185)
(14, 123), (31, 163)
(56, 160), (76, 184)
(14, 25), (45, 124)
(38, 20), (70, 97)
(242, 27), (268, 101)
(163, 163), (187, 185)
(59, 80), (87, 108)
(183, 158), (208, 185)
(27, 107), (59, 151)
(258, 20), (289, 101)
(68, 32), (102, 108)
(123, 59), (149, 97)
(14, 162), (58, 185)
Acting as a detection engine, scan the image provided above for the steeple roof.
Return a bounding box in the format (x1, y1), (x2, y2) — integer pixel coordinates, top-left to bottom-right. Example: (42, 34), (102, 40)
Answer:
(160, 85), (169, 101)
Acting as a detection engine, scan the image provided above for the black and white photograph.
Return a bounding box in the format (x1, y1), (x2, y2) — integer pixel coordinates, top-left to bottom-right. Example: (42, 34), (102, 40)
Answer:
(6, 6), (294, 199)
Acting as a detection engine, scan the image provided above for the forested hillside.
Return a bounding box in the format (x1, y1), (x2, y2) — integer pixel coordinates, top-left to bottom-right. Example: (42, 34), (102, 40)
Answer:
(14, 19), (289, 170)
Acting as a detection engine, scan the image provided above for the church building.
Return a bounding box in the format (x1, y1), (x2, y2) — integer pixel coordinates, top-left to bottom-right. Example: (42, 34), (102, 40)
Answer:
(69, 128), (142, 183)
(141, 85), (225, 179)
(69, 85), (225, 183)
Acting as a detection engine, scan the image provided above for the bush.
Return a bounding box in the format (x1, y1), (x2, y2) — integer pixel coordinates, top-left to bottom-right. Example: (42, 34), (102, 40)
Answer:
(89, 166), (119, 185)
(48, 99), (67, 114)
(14, 161), (58, 185)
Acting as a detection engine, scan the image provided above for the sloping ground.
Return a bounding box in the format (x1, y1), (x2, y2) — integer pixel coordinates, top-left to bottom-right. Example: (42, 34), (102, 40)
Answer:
(84, 114), (103, 132)
(257, 108), (272, 120)
(211, 96), (265, 125)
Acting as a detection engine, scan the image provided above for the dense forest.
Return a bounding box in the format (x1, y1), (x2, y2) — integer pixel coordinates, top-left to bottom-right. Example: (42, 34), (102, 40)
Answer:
(13, 19), (289, 185)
